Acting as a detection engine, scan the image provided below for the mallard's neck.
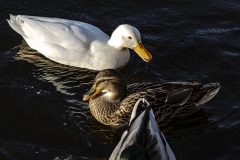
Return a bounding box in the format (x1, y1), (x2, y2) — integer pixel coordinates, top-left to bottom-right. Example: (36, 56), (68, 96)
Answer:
(120, 144), (150, 160)
(89, 97), (122, 125)
(89, 87), (129, 126)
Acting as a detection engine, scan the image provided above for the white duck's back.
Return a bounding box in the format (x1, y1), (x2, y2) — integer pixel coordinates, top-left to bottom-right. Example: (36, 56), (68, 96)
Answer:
(9, 15), (109, 46)
(8, 15), (131, 70)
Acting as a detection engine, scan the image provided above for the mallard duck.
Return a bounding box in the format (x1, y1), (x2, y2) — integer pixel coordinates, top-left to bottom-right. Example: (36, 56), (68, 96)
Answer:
(7, 15), (152, 70)
(109, 98), (176, 160)
(83, 69), (220, 128)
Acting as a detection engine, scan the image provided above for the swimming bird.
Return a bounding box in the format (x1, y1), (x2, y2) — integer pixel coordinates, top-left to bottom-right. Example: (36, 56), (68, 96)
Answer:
(83, 69), (220, 129)
(7, 15), (152, 70)
(110, 98), (176, 160)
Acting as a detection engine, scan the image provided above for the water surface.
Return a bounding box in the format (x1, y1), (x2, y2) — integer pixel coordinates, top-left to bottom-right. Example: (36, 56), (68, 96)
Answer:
(0, 0), (240, 159)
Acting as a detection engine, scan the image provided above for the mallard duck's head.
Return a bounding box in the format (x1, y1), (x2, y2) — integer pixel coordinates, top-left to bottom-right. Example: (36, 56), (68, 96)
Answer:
(120, 144), (150, 160)
(108, 24), (152, 62)
(83, 69), (127, 101)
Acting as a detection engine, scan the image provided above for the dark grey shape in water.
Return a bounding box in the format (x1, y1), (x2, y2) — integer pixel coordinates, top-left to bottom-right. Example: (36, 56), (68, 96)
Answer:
(110, 98), (176, 160)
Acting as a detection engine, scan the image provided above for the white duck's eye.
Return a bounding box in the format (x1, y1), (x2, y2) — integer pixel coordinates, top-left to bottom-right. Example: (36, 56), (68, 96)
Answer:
(128, 36), (132, 39)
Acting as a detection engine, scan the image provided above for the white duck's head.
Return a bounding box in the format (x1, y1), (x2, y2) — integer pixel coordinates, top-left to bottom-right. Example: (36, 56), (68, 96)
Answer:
(108, 24), (152, 62)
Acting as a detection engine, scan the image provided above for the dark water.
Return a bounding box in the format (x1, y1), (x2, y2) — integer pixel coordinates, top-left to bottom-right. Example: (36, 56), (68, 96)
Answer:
(0, 0), (240, 159)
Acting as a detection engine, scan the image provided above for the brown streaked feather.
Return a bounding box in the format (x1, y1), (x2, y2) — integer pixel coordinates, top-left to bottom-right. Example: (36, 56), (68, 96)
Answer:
(122, 82), (220, 128)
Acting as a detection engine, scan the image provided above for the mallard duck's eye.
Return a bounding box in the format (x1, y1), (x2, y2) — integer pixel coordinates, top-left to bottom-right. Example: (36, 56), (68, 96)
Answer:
(128, 36), (132, 39)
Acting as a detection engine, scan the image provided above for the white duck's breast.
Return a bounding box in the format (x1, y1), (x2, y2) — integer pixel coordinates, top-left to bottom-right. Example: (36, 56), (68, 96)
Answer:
(89, 40), (130, 70)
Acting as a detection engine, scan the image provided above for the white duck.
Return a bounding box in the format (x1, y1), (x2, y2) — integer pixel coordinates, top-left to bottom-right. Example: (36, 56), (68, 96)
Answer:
(7, 15), (152, 70)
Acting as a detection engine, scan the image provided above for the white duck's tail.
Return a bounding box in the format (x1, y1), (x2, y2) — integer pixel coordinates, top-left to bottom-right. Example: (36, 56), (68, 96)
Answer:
(7, 14), (27, 37)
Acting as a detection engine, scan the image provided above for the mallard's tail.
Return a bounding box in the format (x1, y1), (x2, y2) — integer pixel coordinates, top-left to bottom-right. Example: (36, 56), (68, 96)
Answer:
(196, 82), (221, 107)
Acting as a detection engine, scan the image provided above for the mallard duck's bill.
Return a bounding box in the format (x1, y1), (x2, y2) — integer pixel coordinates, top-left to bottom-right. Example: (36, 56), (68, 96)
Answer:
(83, 92), (93, 101)
(83, 86), (101, 101)
(133, 43), (152, 62)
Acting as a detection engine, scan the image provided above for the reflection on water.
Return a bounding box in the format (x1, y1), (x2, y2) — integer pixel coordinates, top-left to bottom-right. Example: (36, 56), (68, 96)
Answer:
(13, 40), (97, 96)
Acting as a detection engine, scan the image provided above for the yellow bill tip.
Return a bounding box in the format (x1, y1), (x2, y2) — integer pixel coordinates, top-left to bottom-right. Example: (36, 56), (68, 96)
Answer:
(133, 43), (152, 62)
(83, 94), (91, 101)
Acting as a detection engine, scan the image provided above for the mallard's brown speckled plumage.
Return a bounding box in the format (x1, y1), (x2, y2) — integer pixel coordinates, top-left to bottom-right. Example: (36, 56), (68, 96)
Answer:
(83, 69), (220, 128)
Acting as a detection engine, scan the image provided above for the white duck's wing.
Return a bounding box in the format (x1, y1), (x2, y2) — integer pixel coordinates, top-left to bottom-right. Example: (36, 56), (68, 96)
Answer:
(110, 98), (176, 160)
(7, 15), (109, 67)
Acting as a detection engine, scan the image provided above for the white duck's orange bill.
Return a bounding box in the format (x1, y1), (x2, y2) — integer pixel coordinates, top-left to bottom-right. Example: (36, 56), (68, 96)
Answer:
(133, 43), (152, 62)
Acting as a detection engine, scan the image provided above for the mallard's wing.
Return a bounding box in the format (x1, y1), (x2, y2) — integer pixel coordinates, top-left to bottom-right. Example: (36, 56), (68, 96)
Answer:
(110, 98), (176, 160)
(126, 82), (161, 96)
(125, 82), (220, 127)
(154, 82), (221, 119)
